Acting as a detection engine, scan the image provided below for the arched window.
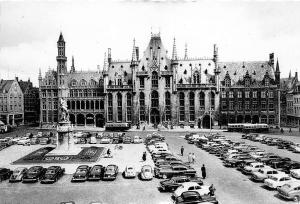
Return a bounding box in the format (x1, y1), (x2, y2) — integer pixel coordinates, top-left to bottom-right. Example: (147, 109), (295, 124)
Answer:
(189, 92), (195, 121)
(90, 79), (96, 86)
(71, 79), (77, 86)
(100, 100), (104, 109)
(140, 92), (145, 121)
(179, 92), (185, 122)
(80, 79), (87, 86)
(76, 101), (80, 110)
(165, 92), (171, 121)
(108, 93), (113, 121)
(193, 72), (200, 84)
(91, 101), (94, 110)
(151, 91), (159, 108)
(117, 93), (122, 122)
(152, 71), (158, 88)
(86, 101), (90, 109)
(81, 101), (85, 110)
(199, 92), (205, 108)
(126, 93), (132, 122)
(95, 100), (99, 110)
(211, 91), (215, 109)
(225, 78), (231, 87)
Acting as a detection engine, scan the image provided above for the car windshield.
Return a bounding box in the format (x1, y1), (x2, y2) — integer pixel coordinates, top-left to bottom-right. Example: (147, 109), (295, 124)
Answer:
(270, 177), (278, 181)
(258, 169), (264, 174)
(106, 166), (115, 171)
(46, 170), (55, 175)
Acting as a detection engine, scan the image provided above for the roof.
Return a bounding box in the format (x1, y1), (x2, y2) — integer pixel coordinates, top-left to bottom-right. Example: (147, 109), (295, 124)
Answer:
(0, 80), (14, 93)
(58, 32), (65, 42)
(218, 61), (275, 84)
(18, 80), (32, 93)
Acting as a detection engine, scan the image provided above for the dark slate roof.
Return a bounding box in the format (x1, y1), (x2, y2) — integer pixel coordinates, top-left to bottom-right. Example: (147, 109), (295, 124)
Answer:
(0, 80), (14, 93)
(218, 61), (275, 84)
(18, 81), (32, 93)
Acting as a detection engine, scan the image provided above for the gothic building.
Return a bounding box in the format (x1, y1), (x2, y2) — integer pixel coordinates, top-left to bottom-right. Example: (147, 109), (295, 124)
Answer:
(39, 33), (280, 128)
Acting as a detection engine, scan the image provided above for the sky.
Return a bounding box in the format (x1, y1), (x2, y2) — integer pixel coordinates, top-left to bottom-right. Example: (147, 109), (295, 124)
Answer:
(1, 0), (300, 86)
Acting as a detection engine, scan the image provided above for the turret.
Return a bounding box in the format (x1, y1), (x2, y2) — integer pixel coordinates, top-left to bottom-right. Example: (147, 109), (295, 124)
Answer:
(108, 48), (112, 64)
(213, 44), (218, 63)
(70, 56), (75, 73)
(56, 32), (67, 74)
(269, 53), (274, 68)
(131, 38), (138, 66)
(184, 43), (188, 60)
(275, 58), (280, 85)
(171, 37), (178, 65)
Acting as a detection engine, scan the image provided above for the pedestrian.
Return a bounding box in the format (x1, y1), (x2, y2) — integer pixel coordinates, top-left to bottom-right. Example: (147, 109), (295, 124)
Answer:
(180, 146), (184, 156)
(142, 151), (146, 161)
(201, 164), (206, 179)
(209, 184), (216, 196)
(192, 153), (196, 164)
(107, 148), (111, 157)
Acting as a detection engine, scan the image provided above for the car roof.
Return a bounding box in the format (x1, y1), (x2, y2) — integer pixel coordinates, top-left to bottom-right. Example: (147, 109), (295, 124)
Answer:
(284, 180), (300, 188)
(181, 182), (199, 187)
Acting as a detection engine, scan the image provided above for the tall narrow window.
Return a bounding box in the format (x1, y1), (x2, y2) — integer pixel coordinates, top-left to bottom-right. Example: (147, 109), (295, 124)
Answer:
(126, 93), (132, 122)
(140, 77), (145, 88)
(140, 92), (145, 121)
(211, 92), (215, 109)
(179, 92), (185, 122)
(165, 92), (171, 121)
(189, 92), (195, 121)
(152, 71), (158, 88)
(193, 72), (200, 84)
(108, 93), (113, 121)
(199, 92), (205, 108)
(165, 77), (170, 88)
(151, 91), (159, 108)
(117, 93), (122, 122)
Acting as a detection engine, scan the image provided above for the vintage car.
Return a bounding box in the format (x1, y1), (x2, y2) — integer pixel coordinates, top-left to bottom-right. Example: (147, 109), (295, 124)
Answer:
(159, 176), (203, 192)
(71, 165), (90, 182)
(0, 168), (12, 181)
(282, 162), (300, 174)
(236, 159), (256, 171)
(17, 138), (31, 146)
(89, 136), (97, 144)
(41, 166), (65, 184)
(242, 162), (265, 175)
(30, 137), (40, 145)
(87, 165), (104, 181)
(278, 180), (300, 202)
(172, 182), (210, 198)
(39, 137), (50, 145)
(251, 167), (282, 182)
(100, 137), (111, 144)
(103, 164), (118, 180)
(22, 166), (46, 183)
(123, 136), (132, 144)
(256, 154), (281, 163)
(9, 167), (27, 182)
(264, 174), (294, 189)
(290, 169), (300, 179)
(124, 165), (136, 178)
(155, 165), (197, 179)
(133, 136), (143, 144)
(174, 191), (218, 204)
(140, 165), (153, 180)
(223, 155), (252, 168)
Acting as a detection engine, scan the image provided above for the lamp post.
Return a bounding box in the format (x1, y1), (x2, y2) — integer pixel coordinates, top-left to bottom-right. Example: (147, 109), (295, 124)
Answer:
(209, 79), (213, 133)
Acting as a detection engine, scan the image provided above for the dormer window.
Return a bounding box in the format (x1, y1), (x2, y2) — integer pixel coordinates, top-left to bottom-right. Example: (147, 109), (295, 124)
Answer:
(71, 80), (77, 86)
(245, 78), (250, 87)
(225, 78), (231, 87)
(265, 78), (269, 86)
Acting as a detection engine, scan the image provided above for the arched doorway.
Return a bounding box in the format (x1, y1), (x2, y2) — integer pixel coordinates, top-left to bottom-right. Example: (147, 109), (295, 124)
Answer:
(229, 115), (235, 123)
(96, 114), (105, 127)
(150, 108), (160, 124)
(69, 114), (75, 124)
(237, 115), (243, 123)
(245, 115), (251, 123)
(86, 113), (94, 125)
(202, 115), (211, 129)
(252, 115), (259, 124)
(197, 118), (201, 128)
(77, 114), (84, 126)
(221, 114), (228, 126)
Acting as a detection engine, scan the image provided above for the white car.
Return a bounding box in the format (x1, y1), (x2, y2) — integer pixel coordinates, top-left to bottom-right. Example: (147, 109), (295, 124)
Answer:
(17, 139), (31, 146)
(100, 137), (111, 144)
(264, 174), (294, 189)
(251, 167), (282, 182)
(133, 136), (143, 144)
(172, 182), (210, 198)
(124, 166), (136, 178)
(242, 162), (265, 175)
(250, 151), (266, 160)
(290, 169), (300, 179)
(89, 136), (97, 144)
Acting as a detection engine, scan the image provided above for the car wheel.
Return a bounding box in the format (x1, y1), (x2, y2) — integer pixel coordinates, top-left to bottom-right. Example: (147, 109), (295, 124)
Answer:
(294, 196), (300, 202)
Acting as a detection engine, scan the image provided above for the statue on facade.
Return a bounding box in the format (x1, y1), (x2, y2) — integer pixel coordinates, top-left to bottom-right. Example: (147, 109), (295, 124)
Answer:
(60, 98), (69, 122)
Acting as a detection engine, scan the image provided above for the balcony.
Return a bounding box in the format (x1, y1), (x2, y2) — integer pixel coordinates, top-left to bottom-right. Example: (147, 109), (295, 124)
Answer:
(176, 83), (215, 89)
(106, 85), (133, 90)
(161, 71), (173, 76)
(136, 71), (148, 76)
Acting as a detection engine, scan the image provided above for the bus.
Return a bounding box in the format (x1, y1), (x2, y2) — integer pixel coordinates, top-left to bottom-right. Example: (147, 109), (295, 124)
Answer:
(227, 123), (269, 133)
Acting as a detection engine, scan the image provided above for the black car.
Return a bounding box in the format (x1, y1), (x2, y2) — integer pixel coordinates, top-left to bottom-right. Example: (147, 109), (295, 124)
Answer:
(282, 161), (300, 174)
(159, 176), (203, 192)
(22, 166), (46, 183)
(0, 168), (12, 181)
(40, 166), (65, 184)
(71, 165), (90, 182)
(87, 165), (104, 181)
(103, 164), (118, 180)
(174, 191), (218, 204)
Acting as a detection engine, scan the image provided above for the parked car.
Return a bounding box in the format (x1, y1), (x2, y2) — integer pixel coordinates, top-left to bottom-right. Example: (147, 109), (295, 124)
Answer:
(251, 167), (281, 182)
(22, 166), (46, 183)
(30, 137), (39, 145)
(123, 136), (132, 144)
(9, 167), (27, 182)
(159, 176), (203, 192)
(155, 165), (197, 179)
(0, 168), (12, 181)
(133, 136), (143, 144)
(89, 136), (97, 144)
(124, 166), (136, 178)
(87, 165), (104, 181)
(174, 191), (218, 204)
(290, 169), (300, 179)
(39, 137), (50, 145)
(71, 165), (90, 182)
(41, 166), (65, 184)
(282, 162), (300, 174)
(172, 182), (210, 198)
(140, 165), (153, 180)
(17, 138), (31, 146)
(264, 174), (294, 189)
(100, 137), (111, 144)
(242, 162), (265, 175)
(277, 180), (300, 202)
(103, 164), (118, 180)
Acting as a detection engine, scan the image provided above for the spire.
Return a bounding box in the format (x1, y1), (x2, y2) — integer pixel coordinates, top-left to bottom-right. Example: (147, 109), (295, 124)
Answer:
(184, 43), (188, 60)
(275, 58), (280, 73)
(213, 44), (218, 63)
(172, 37), (177, 61)
(131, 38), (137, 62)
(71, 56), (75, 73)
(38, 68), (42, 80)
(289, 70), (292, 79)
(58, 32), (65, 42)
(103, 52), (108, 71)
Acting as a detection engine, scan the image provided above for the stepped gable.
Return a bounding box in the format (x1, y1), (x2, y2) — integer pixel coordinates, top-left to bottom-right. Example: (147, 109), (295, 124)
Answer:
(218, 61), (275, 84)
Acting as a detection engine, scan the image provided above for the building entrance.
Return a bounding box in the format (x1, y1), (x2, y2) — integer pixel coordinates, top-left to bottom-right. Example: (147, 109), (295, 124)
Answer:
(150, 108), (160, 125)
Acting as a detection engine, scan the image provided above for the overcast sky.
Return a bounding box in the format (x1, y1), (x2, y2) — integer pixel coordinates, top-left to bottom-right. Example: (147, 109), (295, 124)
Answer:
(1, 0), (300, 86)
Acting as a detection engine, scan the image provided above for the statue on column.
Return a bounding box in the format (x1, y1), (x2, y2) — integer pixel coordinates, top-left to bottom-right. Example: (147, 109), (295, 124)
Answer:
(60, 98), (69, 122)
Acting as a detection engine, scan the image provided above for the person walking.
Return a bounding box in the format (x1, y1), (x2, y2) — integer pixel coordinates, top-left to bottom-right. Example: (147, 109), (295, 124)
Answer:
(201, 164), (206, 179)
(180, 146), (184, 156)
(192, 153), (196, 164)
(142, 151), (147, 161)
(209, 184), (216, 196)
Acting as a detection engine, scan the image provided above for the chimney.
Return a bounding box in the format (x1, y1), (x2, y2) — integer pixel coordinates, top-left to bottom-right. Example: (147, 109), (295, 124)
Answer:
(269, 53), (274, 67)
(295, 71), (298, 81)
